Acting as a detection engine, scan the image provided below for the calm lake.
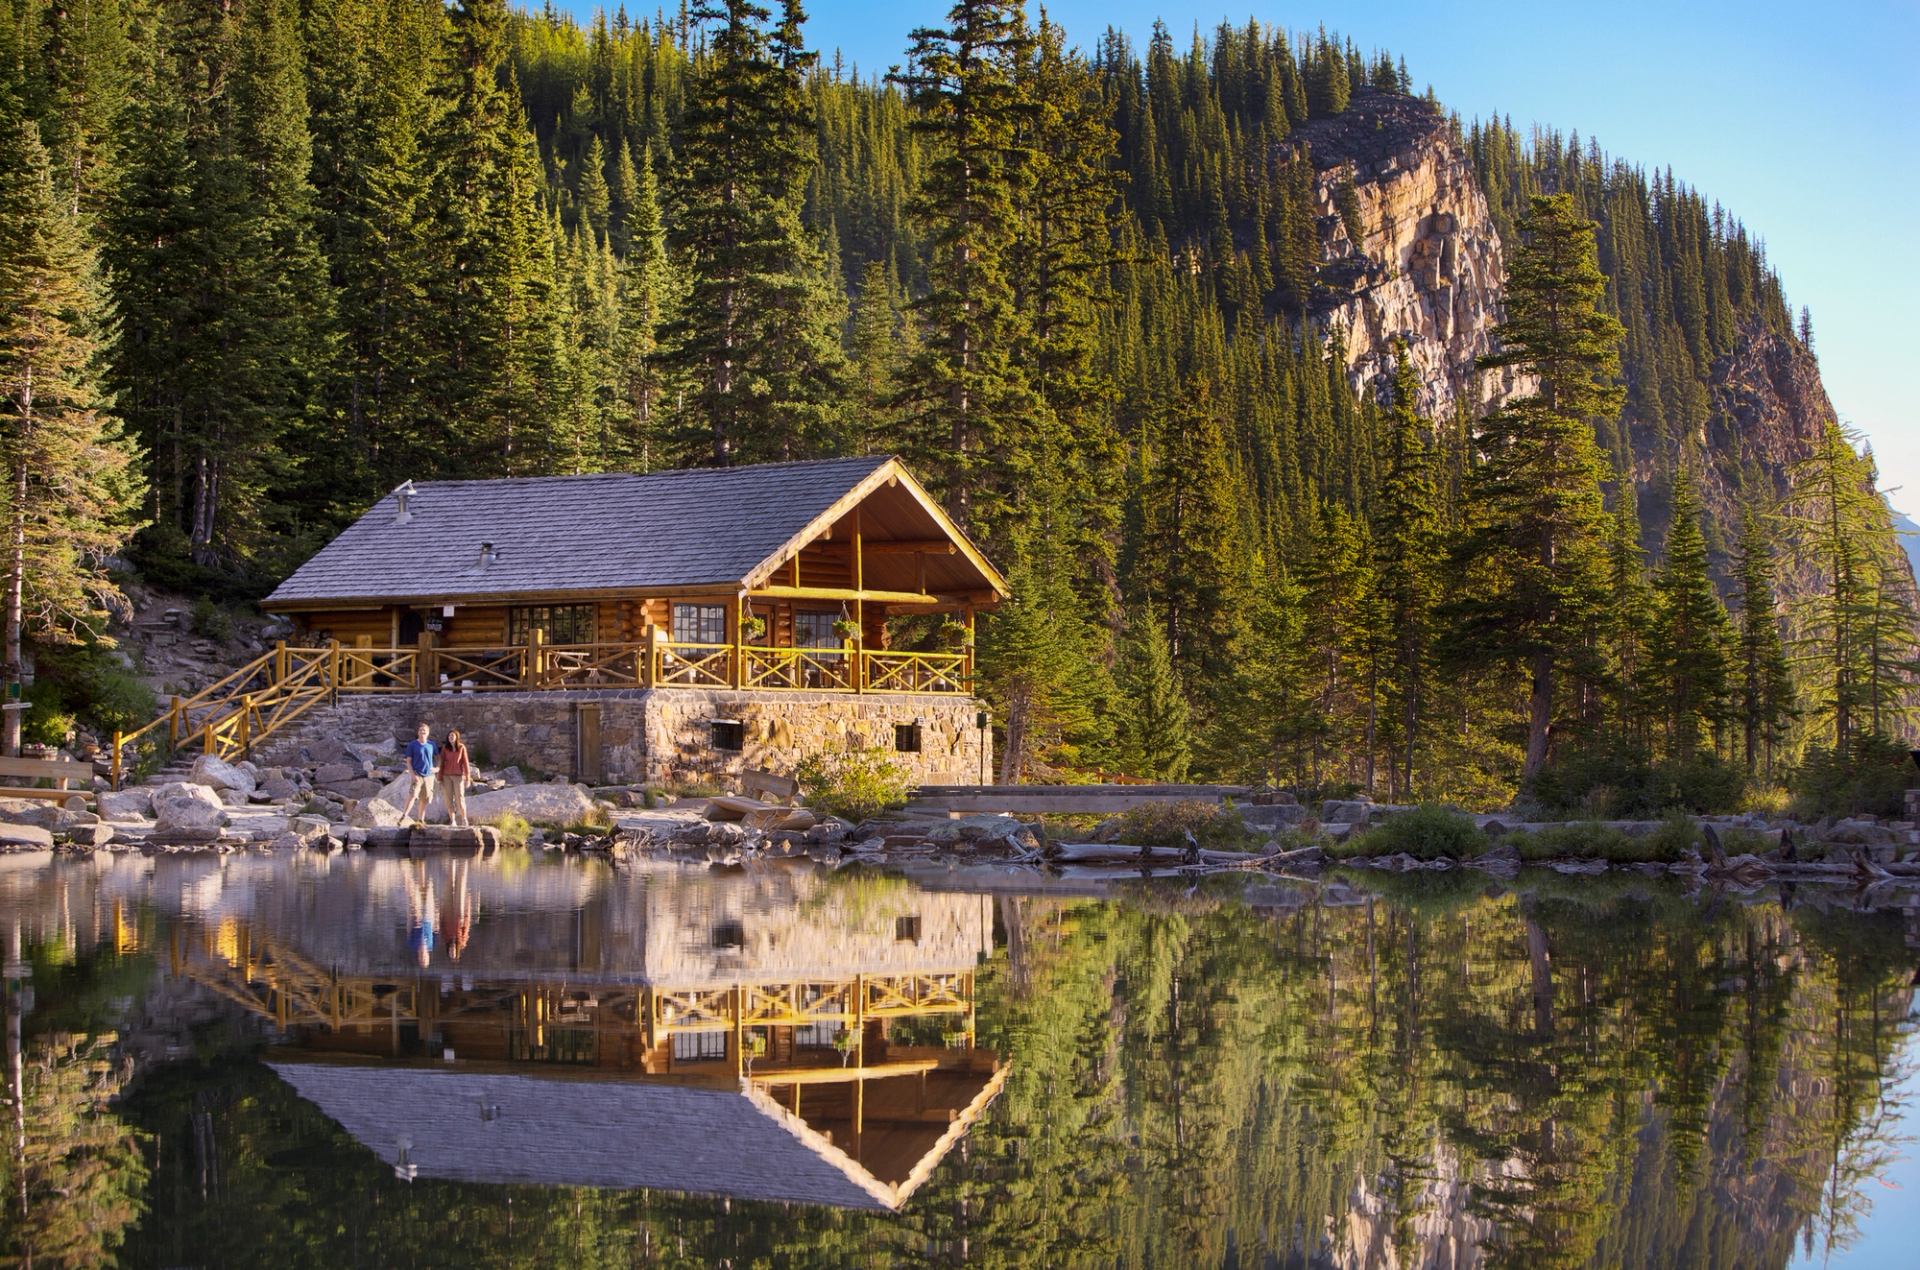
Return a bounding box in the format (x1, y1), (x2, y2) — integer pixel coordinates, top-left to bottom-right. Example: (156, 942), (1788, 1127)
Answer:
(1, 849), (1915, 1268)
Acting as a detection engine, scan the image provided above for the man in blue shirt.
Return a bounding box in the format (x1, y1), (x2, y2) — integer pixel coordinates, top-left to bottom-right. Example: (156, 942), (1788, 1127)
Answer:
(400, 723), (438, 826)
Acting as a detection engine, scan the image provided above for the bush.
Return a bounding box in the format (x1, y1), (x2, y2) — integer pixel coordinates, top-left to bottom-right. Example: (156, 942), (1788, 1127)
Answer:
(796, 746), (911, 823)
(191, 597), (236, 643)
(1111, 800), (1258, 851)
(1506, 816), (1696, 864)
(1341, 804), (1481, 859)
(1790, 735), (1914, 819)
(24, 642), (156, 741)
(1524, 743), (1745, 818)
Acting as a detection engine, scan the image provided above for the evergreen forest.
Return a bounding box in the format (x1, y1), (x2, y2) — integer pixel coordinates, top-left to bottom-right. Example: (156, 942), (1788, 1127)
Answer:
(0, 0), (1913, 811)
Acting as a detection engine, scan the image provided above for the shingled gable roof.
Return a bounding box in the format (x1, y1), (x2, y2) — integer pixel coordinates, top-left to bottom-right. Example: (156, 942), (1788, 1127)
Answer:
(263, 455), (1007, 608)
(269, 1061), (1008, 1211)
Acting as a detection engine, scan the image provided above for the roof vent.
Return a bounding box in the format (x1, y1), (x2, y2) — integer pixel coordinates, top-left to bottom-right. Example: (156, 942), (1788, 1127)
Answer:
(393, 480), (417, 525)
(477, 541), (498, 568)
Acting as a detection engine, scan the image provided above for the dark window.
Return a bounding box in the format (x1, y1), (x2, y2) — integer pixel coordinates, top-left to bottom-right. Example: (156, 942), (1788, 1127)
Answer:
(711, 720), (744, 751)
(894, 915), (922, 943)
(894, 722), (922, 753)
(672, 603), (727, 645)
(795, 611), (839, 648)
(672, 1031), (728, 1061)
(711, 920), (745, 948)
(508, 604), (596, 647)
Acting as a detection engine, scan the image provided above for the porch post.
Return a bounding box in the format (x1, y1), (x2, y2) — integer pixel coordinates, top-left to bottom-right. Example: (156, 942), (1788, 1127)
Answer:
(731, 593), (744, 689)
(642, 623), (658, 688)
(853, 508), (865, 694)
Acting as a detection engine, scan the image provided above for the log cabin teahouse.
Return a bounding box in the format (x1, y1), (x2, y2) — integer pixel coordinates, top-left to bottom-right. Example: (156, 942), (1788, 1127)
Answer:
(250, 456), (1007, 786)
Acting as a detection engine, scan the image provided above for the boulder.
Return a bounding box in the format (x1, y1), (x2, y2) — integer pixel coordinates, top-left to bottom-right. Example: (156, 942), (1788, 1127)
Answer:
(314, 761), (368, 785)
(289, 814), (331, 843)
(465, 782), (598, 828)
(259, 774), (302, 803)
(491, 766), (526, 787)
(0, 823), (54, 850)
(319, 777), (383, 801)
(151, 783), (230, 836)
(98, 788), (154, 822)
(345, 737), (397, 763)
(1320, 799), (1374, 826)
(349, 798), (403, 830)
(189, 753), (257, 798)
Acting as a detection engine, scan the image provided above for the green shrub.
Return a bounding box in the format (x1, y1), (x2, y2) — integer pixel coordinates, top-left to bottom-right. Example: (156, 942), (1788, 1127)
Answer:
(1644, 812), (1700, 861)
(795, 746), (911, 823)
(1509, 822), (1634, 861)
(1524, 743), (1745, 818)
(1789, 735), (1914, 819)
(1111, 800), (1258, 852)
(489, 811), (532, 847)
(24, 642), (157, 740)
(191, 597), (237, 642)
(1341, 804), (1481, 859)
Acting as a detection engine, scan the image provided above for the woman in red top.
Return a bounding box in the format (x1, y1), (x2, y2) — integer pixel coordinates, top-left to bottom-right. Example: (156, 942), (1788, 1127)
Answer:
(440, 729), (474, 827)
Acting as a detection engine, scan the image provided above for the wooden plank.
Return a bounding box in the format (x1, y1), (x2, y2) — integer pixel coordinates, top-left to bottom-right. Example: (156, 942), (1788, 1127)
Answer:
(748, 584), (948, 606)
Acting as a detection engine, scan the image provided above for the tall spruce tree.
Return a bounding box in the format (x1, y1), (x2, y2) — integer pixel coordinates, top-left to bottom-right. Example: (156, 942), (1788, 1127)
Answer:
(0, 108), (142, 754)
(1372, 348), (1441, 797)
(1114, 605), (1191, 780)
(1445, 193), (1623, 780)
(664, 0), (842, 464)
(1648, 467), (1733, 759)
(889, 0), (1038, 544)
(1732, 501), (1793, 776)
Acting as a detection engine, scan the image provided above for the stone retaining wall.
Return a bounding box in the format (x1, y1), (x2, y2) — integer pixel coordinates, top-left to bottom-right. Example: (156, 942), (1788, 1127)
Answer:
(252, 689), (987, 786)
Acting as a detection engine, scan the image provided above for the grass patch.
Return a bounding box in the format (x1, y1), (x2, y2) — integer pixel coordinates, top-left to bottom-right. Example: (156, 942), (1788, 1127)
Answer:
(1505, 815), (1696, 864)
(1338, 804), (1481, 860)
(1109, 800), (1261, 852)
(489, 811), (532, 848)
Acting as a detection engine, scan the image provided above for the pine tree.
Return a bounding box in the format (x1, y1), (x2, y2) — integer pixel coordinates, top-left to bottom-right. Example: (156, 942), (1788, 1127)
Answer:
(611, 141), (674, 470)
(1732, 501), (1793, 776)
(664, 0), (842, 464)
(575, 133), (612, 244)
(1445, 193), (1623, 780)
(0, 108), (142, 753)
(888, 0), (1038, 544)
(1114, 606), (1191, 780)
(1648, 467), (1733, 759)
(1371, 348), (1441, 797)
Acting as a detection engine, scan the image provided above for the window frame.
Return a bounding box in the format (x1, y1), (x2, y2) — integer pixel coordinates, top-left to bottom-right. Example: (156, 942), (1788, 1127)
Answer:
(672, 602), (728, 645)
(508, 603), (596, 647)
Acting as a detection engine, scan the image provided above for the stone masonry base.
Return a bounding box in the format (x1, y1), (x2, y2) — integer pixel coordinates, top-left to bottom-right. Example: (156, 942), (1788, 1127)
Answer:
(252, 689), (989, 787)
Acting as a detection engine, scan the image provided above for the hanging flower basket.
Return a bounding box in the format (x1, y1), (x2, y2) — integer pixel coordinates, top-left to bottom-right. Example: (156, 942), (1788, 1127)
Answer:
(832, 617), (860, 643)
(937, 619), (970, 649)
(739, 614), (767, 641)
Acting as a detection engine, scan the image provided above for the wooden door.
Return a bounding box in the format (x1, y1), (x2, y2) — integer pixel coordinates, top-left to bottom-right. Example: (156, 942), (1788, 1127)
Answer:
(575, 702), (602, 784)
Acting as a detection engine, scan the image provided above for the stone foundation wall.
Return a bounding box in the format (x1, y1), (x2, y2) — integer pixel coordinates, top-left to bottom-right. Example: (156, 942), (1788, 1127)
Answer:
(252, 689), (988, 787)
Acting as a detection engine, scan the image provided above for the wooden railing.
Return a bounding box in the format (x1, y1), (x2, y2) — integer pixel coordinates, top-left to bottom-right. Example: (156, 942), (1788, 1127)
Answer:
(112, 635), (974, 786)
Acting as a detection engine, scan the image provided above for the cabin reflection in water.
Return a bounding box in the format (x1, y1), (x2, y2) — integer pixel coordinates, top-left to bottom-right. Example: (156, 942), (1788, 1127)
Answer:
(169, 864), (1006, 1211)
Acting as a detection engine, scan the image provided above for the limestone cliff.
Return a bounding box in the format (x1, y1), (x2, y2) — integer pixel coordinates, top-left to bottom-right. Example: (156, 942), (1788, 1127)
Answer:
(1294, 89), (1524, 420)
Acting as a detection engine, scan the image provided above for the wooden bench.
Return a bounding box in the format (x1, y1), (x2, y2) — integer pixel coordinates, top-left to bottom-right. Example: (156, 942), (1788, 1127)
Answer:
(740, 768), (799, 806)
(0, 756), (93, 809)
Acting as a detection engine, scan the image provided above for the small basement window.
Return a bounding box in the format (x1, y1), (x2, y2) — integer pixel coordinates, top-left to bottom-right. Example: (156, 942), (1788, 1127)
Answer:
(894, 722), (923, 753)
(711, 920), (745, 948)
(894, 915), (922, 943)
(710, 719), (744, 751)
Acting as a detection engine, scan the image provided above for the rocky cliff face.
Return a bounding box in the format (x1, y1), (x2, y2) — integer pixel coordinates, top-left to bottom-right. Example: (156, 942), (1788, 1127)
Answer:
(1296, 90), (1526, 420)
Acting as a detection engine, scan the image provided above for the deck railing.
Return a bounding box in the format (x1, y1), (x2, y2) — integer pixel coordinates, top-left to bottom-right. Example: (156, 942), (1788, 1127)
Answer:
(113, 635), (973, 786)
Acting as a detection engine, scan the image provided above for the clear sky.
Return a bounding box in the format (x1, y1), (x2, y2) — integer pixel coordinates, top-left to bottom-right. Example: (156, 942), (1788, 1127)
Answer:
(582, 1), (1920, 509)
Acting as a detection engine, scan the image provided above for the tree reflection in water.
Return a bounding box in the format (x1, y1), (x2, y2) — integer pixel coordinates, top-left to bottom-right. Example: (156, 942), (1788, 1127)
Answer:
(0, 857), (1913, 1269)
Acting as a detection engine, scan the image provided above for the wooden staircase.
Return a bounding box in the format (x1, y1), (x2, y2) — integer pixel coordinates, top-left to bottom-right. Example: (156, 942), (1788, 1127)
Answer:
(111, 644), (342, 787)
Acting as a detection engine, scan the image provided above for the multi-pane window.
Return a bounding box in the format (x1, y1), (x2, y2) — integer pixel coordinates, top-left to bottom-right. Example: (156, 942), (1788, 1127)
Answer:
(671, 1031), (728, 1062)
(508, 604), (595, 646)
(672, 603), (727, 644)
(795, 611), (840, 647)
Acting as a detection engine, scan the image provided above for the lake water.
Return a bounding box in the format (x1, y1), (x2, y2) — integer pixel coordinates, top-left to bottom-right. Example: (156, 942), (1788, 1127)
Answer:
(1, 849), (1915, 1268)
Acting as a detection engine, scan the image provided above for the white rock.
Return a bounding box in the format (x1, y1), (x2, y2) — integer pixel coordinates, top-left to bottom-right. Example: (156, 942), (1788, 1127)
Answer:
(153, 782), (231, 835)
(189, 753), (257, 797)
(0, 822), (54, 850)
(465, 782), (597, 827)
(349, 798), (403, 829)
(97, 789), (154, 822)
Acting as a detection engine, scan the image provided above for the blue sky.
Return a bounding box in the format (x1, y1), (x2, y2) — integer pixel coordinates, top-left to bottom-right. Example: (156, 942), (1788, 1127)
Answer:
(582, 1), (1920, 509)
